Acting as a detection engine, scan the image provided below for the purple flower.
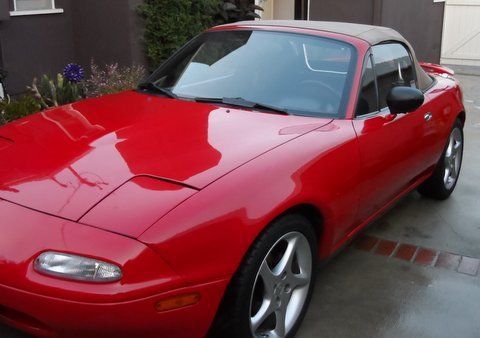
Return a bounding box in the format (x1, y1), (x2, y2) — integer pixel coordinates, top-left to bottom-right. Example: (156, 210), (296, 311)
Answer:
(63, 63), (85, 83)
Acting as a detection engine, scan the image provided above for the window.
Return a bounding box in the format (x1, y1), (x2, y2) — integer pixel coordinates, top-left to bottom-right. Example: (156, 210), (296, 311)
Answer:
(372, 43), (416, 110)
(149, 30), (356, 118)
(356, 54), (378, 116)
(303, 42), (352, 74)
(11, 0), (63, 16)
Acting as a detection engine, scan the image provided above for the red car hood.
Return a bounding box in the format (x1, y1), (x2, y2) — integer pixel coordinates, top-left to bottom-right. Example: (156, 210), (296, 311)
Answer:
(0, 91), (331, 220)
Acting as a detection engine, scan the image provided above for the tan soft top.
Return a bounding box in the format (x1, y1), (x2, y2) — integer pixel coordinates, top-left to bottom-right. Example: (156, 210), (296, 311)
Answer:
(222, 20), (433, 90)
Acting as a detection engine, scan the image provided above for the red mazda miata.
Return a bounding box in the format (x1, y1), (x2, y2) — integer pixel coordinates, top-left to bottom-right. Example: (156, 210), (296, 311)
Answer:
(0, 21), (465, 338)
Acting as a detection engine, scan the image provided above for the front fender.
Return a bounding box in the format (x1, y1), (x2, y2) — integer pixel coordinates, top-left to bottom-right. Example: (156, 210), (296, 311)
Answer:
(138, 120), (361, 284)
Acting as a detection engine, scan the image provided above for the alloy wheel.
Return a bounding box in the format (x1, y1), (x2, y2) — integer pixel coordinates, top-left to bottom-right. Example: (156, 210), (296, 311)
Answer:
(249, 232), (312, 338)
(444, 127), (463, 190)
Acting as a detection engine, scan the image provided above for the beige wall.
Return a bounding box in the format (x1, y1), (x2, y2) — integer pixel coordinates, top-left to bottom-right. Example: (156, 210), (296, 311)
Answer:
(258, 0), (295, 20)
(259, 0), (274, 19)
(274, 0), (295, 19)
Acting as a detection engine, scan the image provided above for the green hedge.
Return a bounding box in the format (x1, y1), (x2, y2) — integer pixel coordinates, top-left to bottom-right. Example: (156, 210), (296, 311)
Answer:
(0, 95), (40, 126)
(138, 0), (220, 69)
(138, 0), (261, 69)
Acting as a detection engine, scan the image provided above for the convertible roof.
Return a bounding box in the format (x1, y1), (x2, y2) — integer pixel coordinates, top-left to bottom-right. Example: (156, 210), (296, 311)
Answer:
(225, 20), (405, 45)
(222, 20), (433, 90)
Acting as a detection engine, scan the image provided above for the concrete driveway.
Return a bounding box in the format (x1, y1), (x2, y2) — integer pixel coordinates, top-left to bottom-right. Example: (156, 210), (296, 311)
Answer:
(1, 73), (479, 338)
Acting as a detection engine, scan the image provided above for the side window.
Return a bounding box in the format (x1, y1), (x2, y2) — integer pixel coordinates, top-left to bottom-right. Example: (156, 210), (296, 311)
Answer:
(356, 54), (378, 116)
(372, 43), (416, 110)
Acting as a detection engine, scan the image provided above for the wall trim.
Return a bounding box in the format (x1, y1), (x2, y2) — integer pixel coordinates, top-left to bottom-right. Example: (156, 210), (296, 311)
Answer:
(10, 8), (64, 17)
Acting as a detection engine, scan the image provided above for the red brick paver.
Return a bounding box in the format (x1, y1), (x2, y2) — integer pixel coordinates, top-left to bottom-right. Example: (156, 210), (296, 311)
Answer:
(395, 243), (417, 261)
(413, 248), (438, 266)
(354, 235), (480, 278)
(457, 256), (480, 276)
(375, 240), (398, 257)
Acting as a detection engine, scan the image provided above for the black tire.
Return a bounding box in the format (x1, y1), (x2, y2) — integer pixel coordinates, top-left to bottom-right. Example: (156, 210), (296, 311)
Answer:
(418, 119), (464, 200)
(208, 214), (317, 338)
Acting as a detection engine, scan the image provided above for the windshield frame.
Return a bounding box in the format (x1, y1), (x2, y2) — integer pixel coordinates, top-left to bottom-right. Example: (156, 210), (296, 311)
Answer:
(145, 29), (358, 119)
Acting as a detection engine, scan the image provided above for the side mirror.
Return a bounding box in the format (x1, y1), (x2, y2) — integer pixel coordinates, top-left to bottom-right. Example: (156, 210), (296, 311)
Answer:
(386, 86), (424, 114)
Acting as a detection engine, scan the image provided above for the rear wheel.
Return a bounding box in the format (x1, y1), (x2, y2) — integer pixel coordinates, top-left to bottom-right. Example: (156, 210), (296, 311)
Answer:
(209, 215), (317, 338)
(418, 119), (464, 200)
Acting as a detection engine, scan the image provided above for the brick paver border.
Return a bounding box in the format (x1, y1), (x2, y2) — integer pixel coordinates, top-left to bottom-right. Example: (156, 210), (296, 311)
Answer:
(354, 235), (480, 277)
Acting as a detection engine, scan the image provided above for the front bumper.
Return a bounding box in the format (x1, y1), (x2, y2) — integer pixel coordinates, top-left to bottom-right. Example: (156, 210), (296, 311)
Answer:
(0, 278), (228, 338)
(0, 200), (228, 337)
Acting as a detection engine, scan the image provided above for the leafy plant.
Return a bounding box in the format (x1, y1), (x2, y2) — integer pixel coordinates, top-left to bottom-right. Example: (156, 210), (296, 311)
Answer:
(85, 61), (146, 97)
(27, 73), (85, 109)
(138, 0), (220, 69)
(0, 95), (40, 125)
(214, 0), (263, 24)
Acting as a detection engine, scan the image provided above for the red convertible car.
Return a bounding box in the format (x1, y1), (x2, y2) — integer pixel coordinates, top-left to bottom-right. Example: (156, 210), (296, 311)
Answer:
(0, 21), (464, 338)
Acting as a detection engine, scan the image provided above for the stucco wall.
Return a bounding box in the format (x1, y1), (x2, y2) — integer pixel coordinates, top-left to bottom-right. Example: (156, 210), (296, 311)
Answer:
(0, 0), (146, 94)
(71, 0), (145, 69)
(310, 0), (375, 25)
(0, 0), (75, 93)
(309, 0), (445, 63)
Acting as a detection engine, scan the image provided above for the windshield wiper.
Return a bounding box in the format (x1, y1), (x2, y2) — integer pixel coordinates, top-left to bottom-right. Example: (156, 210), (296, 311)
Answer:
(194, 97), (290, 115)
(138, 82), (177, 99)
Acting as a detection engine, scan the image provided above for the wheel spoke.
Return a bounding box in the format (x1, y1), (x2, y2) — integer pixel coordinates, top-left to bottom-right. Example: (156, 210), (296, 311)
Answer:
(259, 260), (277, 292)
(454, 141), (462, 151)
(446, 135), (454, 158)
(289, 273), (310, 289)
(450, 161), (457, 178)
(444, 167), (451, 185)
(274, 305), (287, 337)
(272, 237), (298, 277)
(251, 297), (274, 332)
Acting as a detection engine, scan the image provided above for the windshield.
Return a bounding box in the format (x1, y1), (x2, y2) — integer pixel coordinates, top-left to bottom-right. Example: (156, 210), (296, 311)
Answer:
(147, 30), (357, 117)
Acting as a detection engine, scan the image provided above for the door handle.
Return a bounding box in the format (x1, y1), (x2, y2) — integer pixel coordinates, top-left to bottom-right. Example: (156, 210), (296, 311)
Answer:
(424, 113), (433, 121)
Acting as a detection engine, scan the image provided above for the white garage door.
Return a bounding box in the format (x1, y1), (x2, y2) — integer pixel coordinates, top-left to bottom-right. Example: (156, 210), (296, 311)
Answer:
(441, 0), (480, 66)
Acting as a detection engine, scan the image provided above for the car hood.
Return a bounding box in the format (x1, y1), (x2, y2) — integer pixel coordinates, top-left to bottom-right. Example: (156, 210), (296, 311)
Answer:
(0, 91), (332, 221)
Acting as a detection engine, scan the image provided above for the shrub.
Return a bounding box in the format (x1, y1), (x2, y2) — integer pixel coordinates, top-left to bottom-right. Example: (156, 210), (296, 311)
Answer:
(85, 61), (146, 97)
(0, 95), (40, 125)
(138, 0), (220, 69)
(214, 0), (262, 24)
(27, 73), (85, 109)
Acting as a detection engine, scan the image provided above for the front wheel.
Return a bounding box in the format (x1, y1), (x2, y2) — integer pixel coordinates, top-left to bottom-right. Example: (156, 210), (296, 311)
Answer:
(209, 215), (317, 338)
(418, 119), (464, 200)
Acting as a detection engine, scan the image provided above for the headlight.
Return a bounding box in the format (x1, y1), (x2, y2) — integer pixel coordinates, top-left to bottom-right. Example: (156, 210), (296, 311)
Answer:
(34, 252), (122, 283)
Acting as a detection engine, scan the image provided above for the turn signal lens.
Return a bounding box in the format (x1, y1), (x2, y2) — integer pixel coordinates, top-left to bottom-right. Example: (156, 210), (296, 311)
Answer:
(155, 293), (201, 312)
(34, 252), (122, 283)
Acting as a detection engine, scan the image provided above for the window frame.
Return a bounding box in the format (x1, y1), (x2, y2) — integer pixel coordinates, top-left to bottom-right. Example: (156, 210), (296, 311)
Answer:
(355, 50), (379, 118)
(355, 42), (418, 119)
(10, 0), (63, 17)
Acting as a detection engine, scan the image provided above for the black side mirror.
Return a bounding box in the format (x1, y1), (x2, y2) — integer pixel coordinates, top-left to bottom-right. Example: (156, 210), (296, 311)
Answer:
(386, 86), (424, 114)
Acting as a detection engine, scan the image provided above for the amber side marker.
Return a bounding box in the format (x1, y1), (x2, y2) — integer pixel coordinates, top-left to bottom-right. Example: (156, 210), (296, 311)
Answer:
(155, 293), (201, 312)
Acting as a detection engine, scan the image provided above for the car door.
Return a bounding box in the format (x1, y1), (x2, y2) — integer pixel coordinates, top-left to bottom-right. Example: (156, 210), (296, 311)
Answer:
(352, 43), (434, 224)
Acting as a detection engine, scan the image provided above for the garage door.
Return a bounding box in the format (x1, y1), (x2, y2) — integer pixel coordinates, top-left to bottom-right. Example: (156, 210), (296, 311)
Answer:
(441, 0), (480, 66)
